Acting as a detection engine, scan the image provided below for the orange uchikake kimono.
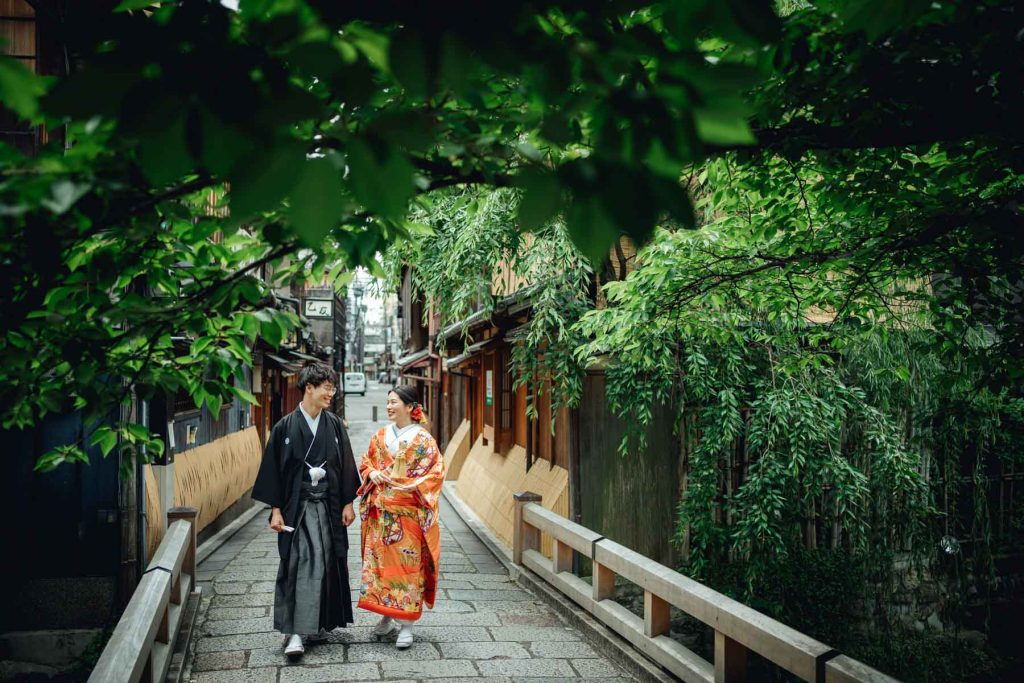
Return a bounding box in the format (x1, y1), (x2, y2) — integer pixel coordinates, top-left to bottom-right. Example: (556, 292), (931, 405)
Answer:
(357, 424), (446, 621)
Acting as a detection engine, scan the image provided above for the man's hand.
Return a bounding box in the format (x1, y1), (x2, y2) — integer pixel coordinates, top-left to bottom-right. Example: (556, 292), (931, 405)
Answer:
(342, 503), (355, 527)
(269, 507), (286, 533)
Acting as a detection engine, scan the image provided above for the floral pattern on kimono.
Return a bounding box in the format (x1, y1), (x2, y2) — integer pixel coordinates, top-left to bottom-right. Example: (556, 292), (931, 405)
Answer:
(357, 425), (446, 621)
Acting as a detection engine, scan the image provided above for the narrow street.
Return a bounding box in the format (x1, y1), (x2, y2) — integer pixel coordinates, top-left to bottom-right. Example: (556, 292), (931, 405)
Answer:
(186, 383), (635, 682)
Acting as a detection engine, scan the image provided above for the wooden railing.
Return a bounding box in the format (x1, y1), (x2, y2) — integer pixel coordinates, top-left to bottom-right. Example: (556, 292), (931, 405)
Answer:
(513, 492), (899, 683)
(90, 507), (200, 683)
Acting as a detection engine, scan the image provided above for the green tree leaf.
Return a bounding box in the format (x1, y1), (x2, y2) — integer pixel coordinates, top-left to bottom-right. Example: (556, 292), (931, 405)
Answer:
(0, 56), (46, 119)
(346, 138), (415, 219)
(289, 158), (344, 246)
(516, 169), (563, 232)
(229, 142), (306, 218)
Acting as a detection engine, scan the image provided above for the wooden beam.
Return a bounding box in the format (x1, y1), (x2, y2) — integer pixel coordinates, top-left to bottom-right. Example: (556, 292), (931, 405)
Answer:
(715, 630), (747, 683)
(594, 538), (830, 681)
(592, 561), (616, 602)
(553, 539), (573, 574)
(523, 503), (602, 557)
(167, 507), (198, 579)
(512, 491), (542, 566)
(644, 590), (670, 638)
(88, 572), (170, 683)
(825, 655), (901, 683)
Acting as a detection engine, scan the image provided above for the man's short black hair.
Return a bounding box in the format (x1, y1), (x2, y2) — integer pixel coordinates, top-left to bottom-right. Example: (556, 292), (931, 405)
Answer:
(298, 361), (338, 391)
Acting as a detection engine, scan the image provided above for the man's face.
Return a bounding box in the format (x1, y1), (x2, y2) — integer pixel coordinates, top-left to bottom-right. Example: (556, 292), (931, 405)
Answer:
(307, 381), (336, 408)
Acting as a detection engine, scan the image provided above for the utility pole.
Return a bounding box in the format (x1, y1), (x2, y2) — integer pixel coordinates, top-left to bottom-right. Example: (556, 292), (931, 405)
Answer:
(352, 280), (365, 372)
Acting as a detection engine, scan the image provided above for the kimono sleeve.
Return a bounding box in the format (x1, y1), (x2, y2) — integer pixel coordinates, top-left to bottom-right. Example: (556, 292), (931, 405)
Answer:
(252, 423), (285, 508)
(356, 436), (379, 498)
(408, 432), (446, 512)
(334, 417), (361, 506)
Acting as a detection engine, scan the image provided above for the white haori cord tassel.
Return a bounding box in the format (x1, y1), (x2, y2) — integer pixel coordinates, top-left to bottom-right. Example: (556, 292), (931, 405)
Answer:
(307, 461), (327, 486)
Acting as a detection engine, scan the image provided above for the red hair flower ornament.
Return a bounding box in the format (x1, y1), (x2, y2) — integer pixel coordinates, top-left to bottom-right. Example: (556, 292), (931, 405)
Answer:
(409, 404), (424, 424)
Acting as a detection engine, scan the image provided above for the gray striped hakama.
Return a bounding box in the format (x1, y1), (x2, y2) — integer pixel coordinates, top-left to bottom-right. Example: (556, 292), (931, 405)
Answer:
(273, 481), (341, 635)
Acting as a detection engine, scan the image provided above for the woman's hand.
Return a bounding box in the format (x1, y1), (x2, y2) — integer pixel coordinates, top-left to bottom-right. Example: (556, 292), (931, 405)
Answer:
(269, 507), (285, 533)
(342, 503), (355, 526)
(369, 469), (387, 485)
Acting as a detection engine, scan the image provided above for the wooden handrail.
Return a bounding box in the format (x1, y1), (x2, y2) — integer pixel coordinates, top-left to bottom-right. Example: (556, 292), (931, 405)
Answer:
(90, 507), (199, 683)
(513, 492), (899, 683)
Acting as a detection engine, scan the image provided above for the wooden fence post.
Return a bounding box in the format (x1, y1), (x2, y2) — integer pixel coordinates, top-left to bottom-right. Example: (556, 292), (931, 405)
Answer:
(167, 506), (198, 579)
(644, 590), (670, 638)
(592, 559), (616, 602)
(715, 629), (748, 683)
(513, 491), (542, 565)
(553, 539), (573, 574)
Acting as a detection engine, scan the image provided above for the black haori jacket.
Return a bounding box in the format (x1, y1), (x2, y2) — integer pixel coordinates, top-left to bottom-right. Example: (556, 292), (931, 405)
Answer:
(252, 408), (361, 562)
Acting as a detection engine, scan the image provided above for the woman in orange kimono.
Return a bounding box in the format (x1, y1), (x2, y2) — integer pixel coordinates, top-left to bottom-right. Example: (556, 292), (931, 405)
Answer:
(357, 385), (445, 649)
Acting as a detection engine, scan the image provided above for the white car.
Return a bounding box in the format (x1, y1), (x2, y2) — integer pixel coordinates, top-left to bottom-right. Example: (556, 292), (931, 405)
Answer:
(343, 372), (366, 396)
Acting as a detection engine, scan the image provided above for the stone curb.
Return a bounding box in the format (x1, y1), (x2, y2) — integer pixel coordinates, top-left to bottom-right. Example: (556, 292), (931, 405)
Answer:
(441, 482), (677, 683)
(196, 501), (267, 565)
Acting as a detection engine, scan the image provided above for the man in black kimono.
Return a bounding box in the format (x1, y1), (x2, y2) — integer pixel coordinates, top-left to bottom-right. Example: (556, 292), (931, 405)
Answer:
(252, 361), (361, 659)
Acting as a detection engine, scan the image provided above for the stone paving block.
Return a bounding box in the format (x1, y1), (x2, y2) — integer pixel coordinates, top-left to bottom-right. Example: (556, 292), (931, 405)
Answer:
(318, 626), (379, 644)
(463, 550), (498, 559)
(459, 600), (550, 613)
(488, 627), (580, 642)
(278, 662), (380, 682)
(439, 563), (476, 571)
(216, 569), (279, 582)
(206, 607), (268, 621)
(438, 642), (530, 660)
(571, 658), (624, 678)
(348, 642), (441, 662)
(403, 626), (493, 643)
(510, 679), (631, 683)
(200, 559), (232, 571)
(424, 599), (474, 613)
(471, 564), (507, 575)
(193, 667), (278, 682)
(242, 548), (278, 556)
(353, 610), (387, 627)
(498, 612), (563, 627)
(212, 582), (251, 595)
(249, 581), (276, 593)
(439, 572), (507, 583)
(466, 578), (515, 589)
(192, 650), (247, 672)
(227, 557), (276, 568)
(196, 632), (285, 654)
(419, 611), (500, 627)
(247, 643), (347, 668)
(528, 641), (600, 659)
(380, 659), (478, 679)
(447, 589), (537, 602)
(210, 592), (274, 608)
(477, 659), (575, 677)
(203, 617), (275, 636)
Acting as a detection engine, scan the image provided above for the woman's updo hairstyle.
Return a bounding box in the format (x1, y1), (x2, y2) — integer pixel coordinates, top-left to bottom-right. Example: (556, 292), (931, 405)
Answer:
(391, 385), (429, 427)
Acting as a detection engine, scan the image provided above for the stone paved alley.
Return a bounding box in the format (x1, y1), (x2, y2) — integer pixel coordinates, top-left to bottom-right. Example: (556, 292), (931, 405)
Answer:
(185, 387), (636, 682)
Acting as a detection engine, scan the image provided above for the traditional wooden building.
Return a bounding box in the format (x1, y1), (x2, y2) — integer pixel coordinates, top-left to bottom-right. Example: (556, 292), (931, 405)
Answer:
(397, 237), (686, 567)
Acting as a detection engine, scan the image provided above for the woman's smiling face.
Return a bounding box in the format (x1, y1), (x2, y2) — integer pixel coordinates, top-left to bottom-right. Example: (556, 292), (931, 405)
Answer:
(386, 391), (411, 422)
